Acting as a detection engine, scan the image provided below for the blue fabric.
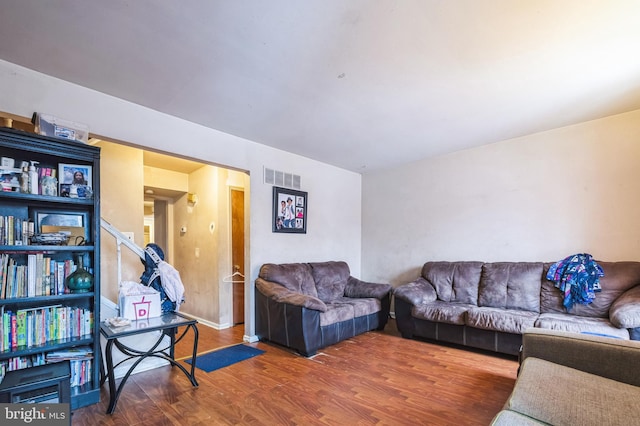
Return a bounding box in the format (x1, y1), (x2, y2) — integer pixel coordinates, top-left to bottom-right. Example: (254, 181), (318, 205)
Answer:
(185, 344), (265, 373)
(547, 253), (604, 311)
(581, 331), (621, 339)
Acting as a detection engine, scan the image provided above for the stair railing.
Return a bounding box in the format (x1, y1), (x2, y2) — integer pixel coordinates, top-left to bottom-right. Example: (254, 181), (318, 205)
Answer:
(100, 218), (145, 285)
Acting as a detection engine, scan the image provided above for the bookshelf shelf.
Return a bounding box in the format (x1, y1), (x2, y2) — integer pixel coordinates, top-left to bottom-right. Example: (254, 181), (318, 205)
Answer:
(0, 336), (94, 359)
(0, 245), (94, 252)
(0, 127), (100, 410)
(0, 292), (96, 306)
(0, 191), (94, 206)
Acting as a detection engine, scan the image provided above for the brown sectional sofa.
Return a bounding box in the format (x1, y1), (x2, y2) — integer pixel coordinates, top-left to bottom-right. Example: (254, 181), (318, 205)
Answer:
(394, 261), (640, 355)
(255, 261), (392, 356)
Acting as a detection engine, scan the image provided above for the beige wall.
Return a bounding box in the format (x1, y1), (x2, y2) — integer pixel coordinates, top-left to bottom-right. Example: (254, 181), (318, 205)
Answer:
(97, 142), (145, 302)
(144, 166), (189, 193)
(174, 166), (220, 325)
(362, 109), (640, 287)
(173, 166), (248, 327)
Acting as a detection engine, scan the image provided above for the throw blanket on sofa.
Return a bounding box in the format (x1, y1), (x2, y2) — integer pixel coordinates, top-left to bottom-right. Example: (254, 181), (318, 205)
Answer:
(547, 253), (604, 311)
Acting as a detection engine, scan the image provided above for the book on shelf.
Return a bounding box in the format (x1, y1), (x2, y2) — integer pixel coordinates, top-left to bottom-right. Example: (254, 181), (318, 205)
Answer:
(0, 305), (92, 350)
(0, 216), (34, 246)
(46, 346), (92, 359)
(0, 253), (79, 299)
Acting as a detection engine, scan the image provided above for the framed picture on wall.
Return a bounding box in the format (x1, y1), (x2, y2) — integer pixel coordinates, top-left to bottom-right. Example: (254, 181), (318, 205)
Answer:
(272, 186), (307, 234)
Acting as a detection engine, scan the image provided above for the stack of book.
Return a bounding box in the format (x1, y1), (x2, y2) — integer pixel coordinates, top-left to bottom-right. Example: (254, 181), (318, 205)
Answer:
(46, 346), (93, 388)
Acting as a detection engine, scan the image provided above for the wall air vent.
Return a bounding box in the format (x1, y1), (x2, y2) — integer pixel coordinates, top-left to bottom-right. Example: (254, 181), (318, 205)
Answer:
(264, 168), (275, 185)
(264, 167), (301, 190)
(274, 170), (284, 186)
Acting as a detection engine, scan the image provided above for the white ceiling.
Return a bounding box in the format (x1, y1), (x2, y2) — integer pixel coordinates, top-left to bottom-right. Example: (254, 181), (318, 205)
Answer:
(1, 1), (640, 173)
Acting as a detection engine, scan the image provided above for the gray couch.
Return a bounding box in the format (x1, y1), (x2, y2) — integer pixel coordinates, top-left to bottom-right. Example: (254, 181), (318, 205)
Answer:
(394, 261), (640, 355)
(492, 328), (640, 425)
(255, 261), (392, 356)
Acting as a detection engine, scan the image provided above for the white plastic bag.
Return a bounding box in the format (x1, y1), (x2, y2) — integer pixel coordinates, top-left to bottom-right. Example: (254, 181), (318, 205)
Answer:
(118, 281), (161, 320)
(156, 261), (185, 310)
(119, 280), (159, 296)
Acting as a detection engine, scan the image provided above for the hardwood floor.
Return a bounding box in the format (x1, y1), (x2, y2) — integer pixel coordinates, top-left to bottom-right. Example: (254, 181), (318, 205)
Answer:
(72, 320), (518, 425)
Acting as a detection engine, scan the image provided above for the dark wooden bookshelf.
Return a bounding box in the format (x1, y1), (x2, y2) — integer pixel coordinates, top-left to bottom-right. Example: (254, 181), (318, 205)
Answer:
(0, 127), (100, 410)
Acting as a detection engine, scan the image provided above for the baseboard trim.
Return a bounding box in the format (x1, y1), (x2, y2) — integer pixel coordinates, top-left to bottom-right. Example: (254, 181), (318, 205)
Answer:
(178, 311), (230, 330)
(243, 334), (259, 343)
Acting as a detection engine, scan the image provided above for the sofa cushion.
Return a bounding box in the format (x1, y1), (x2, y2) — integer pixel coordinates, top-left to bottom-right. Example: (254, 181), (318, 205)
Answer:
(332, 296), (381, 317)
(393, 277), (437, 306)
(540, 261), (640, 317)
(412, 301), (473, 325)
(535, 313), (629, 339)
(505, 357), (640, 426)
(259, 263), (318, 297)
(610, 286), (640, 328)
(422, 262), (483, 304)
(466, 307), (538, 334)
(539, 265), (566, 314)
(310, 261), (350, 302)
(478, 263), (542, 312)
(320, 302), (354, 326)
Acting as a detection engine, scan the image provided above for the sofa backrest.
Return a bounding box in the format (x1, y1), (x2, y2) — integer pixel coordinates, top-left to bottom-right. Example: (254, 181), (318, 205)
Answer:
(421, 262), (483, 304)
(309, 261), (350, 302)
(541, 261), (640, 317)
(478, 262), (543, 312)
(259, 263), (318, 298)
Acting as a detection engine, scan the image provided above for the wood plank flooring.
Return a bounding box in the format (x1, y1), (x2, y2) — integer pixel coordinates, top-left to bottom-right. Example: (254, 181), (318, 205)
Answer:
(71, 320), (518, 425)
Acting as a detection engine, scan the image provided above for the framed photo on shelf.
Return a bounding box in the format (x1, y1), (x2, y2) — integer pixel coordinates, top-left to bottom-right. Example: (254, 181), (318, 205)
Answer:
(272, 186), (307, 234)
(58, 163), (93, 198)
(32, 209), (90, 244)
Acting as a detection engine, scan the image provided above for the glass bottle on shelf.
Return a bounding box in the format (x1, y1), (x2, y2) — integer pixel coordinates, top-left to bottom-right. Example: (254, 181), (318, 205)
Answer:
(65, 255), (94, 293)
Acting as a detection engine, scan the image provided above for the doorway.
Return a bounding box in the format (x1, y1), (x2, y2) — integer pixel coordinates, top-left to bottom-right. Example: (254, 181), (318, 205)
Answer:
(143, 198), (170, 256)
(231, 188), (245, 325)
(138, 151), (248, 329)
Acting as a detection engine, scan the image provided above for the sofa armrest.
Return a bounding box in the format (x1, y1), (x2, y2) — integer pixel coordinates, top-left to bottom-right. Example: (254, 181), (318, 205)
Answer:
(521, 328), (640, 386)
(393, 277), (437, 306)
(255, 278), (327, 312)
(609, 285), (640, 329)
(345, 276), (392, 299)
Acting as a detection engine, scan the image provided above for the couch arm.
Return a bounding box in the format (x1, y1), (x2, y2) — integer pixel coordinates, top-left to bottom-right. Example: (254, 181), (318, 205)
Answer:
(609, 286), (640, 329)
(393, 277), (437, 306)
(255, 278), (327, 312)
(521, 328), (640, 387)
(345, 276), (392, 299)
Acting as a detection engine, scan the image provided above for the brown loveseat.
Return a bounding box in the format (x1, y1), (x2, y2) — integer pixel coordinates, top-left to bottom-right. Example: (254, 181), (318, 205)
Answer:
(394, 261), (640, 355)
(255, 261), (392, 356)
